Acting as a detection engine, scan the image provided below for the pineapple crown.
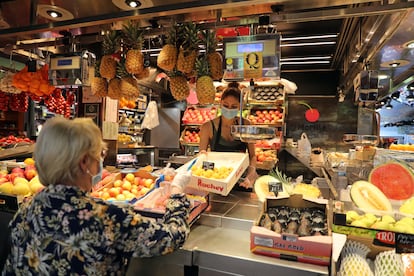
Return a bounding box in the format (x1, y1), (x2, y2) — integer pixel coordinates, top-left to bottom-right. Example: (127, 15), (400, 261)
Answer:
(116, 58), (132, 78)
(202, 29), (218, 54)
(165, 24), (179, 47)
(102, 30), (121, 55)
(195, 56), (210, 77)
(122, 21), (144, 50)
(180, 22), (200, 51)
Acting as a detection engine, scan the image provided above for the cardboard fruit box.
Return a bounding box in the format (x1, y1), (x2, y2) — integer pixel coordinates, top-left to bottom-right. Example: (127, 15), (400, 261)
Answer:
(176, 152), (249, 196)
(133, 186), (209, 226)
(250, 194), (333, 266)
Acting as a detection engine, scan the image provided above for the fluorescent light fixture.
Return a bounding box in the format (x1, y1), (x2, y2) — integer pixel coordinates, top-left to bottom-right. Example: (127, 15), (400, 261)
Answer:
(281, 41), (336, 47)
(281, 56), (331, 61)
(281, 34), (338, 41)
(281, 61), (330, 65)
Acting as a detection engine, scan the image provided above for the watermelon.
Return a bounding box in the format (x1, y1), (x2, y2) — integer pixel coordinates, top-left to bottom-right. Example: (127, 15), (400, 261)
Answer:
(368, 162), (414, 200)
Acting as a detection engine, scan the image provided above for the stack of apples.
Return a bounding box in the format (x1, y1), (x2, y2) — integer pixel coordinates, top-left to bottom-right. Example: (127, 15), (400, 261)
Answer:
(255, 148), (277, 163)
(0, 158), (44, 196)
(91, 173), (155, 201)
(182, 107), (217, 125)
(182, 129), (200, 144)
(247, 109), (283, 124)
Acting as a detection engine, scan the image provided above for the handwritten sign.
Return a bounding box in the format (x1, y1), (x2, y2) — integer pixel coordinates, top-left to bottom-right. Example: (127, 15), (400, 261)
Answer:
(395, 233), (414, 253)
(202, 161), (215, 170)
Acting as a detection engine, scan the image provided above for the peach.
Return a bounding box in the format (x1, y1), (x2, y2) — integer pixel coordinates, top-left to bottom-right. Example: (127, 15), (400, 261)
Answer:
(122, 180), (132, 191)
(113, 179), (123, 188)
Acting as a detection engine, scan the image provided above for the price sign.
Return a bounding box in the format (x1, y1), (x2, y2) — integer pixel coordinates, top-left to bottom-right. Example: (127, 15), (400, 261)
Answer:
(202, 161), (215, 170)
(395, 233), (414, 253)
(268, 181), (283, 196)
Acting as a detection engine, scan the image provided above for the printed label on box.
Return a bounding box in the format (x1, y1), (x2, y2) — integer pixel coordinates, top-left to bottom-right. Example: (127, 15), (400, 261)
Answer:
(254, 236), (274, 248)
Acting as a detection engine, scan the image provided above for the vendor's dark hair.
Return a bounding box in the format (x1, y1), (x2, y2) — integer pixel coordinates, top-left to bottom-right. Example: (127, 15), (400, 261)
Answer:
(222, 82), (241, 102)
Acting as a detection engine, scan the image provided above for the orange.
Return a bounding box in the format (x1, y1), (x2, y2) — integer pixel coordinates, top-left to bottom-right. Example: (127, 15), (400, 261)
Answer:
(24, 158), (35, 166)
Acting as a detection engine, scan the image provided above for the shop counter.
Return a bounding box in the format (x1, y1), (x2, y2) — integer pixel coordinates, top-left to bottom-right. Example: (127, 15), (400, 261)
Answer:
(126, 191), (329, 276)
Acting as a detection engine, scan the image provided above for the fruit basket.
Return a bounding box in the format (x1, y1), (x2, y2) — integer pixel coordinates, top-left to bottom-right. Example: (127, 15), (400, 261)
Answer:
(179, 126), (200, 146)
(247, 107), (284, 125)
(248, 84), (284, 104)
(231, 125), (277, 143)
(182, 105), (218, 125)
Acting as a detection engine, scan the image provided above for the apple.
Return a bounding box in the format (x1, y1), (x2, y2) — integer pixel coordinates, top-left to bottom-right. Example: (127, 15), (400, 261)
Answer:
(24, 167), (37, 181)
(122, 180), (132, 191)
(134, 177), (141, 186)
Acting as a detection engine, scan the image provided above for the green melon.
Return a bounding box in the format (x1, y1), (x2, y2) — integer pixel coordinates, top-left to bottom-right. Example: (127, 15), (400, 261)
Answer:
(350, 180), (392, 212)
(368, 162), (414, 200)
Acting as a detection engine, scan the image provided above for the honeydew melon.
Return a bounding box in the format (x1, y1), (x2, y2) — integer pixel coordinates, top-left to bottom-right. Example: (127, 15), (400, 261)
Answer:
(254, 175), (289, 201)
(350, 180), (392, 212)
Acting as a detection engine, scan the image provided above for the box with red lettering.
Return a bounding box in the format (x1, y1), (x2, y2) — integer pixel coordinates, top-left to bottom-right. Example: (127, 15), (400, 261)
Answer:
(250, 194), (332, 266)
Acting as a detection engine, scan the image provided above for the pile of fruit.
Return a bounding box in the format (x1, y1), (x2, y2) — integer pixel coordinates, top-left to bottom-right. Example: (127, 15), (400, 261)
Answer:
(255, 148), (277, 163)
(181, 128), (200, 144)
(91, 172), (155, 201)
(182, 106), (217, 125)
(0, 158), (44, 197)
(191, 165), (233, 179)
(117, 133), (134, 144)
(0, 135), (34, 148)
(247, 109), (283, 124)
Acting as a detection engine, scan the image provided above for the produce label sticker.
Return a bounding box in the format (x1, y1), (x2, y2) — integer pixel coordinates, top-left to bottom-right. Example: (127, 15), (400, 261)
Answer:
(244, 52), (263, 79)
(202, 161), (215, 170)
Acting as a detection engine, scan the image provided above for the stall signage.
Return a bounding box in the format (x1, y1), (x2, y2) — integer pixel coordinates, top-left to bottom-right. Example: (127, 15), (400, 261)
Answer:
(396, 233), (414, 253)
(243, 52), (263, 79)
(202, 161), (215, 170)
(268, 181), (283, 196)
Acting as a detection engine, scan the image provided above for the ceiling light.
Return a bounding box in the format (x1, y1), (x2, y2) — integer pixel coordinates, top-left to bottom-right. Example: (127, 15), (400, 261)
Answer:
(408, 82), (414, 91)
(403, 40), (414, 49)
(125, 0), (141, 8)
(407, 92), (414, 102)
(47, 10), (62, 18)
(280, 41), (336, 47)
(385, 100), (393, 109)
(380, 59), (410, 68)
(281, 34), (338, 41)
(391, 91), (400, 100)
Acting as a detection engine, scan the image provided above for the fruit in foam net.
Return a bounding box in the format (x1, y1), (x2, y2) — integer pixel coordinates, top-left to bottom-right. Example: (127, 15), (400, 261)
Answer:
(191, 165), (233, 179)
(350, 180), (392, 212)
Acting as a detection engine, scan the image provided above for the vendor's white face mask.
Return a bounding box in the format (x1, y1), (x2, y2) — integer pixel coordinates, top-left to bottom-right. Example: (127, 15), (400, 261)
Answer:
(88, 159), (103, 187)
(221, 106), (238, 119)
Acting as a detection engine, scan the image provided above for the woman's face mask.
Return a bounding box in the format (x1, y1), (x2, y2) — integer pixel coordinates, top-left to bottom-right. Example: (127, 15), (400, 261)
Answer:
(221, 106), (238, 119)
(89, 159), (103, 187)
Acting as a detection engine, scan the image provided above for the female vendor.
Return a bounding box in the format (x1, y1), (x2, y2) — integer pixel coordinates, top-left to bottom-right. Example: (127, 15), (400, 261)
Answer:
(198, 82), (258, 189)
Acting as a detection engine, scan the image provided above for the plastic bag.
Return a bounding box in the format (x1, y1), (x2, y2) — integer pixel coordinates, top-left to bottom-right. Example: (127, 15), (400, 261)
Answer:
(297, 132), (312, 157)
(141, 101), (159, 130)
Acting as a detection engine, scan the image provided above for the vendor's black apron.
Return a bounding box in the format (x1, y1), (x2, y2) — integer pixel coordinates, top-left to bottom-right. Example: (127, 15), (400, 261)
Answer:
(210, 117), (247, 153)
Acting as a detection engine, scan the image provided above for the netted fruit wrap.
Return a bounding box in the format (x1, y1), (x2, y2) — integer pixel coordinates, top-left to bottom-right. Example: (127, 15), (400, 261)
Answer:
(338, 253), (374, 276)
(0, 71), (22, 94)
(341, 240), (371, 258)
(374, 250), (404, 276)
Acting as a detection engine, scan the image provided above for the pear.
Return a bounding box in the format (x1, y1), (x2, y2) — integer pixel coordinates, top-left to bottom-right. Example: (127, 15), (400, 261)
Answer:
(0, 182), (14, 194)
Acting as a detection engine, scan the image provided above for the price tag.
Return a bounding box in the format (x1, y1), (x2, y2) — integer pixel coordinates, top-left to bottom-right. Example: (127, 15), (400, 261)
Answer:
(268, 181), (283, 196)
(202, 161), (215, 170)
(395, 233), (414, 253)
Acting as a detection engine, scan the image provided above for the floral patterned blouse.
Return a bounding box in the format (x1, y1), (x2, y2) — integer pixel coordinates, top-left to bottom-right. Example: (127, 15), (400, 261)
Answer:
(2, 184), (190, 275)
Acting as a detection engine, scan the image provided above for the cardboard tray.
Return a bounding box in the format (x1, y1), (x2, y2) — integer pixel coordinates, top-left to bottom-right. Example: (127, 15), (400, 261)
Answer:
(250, 194), (332, 266)
(176, 152), (249, 196)
(133, 186), (209, 226)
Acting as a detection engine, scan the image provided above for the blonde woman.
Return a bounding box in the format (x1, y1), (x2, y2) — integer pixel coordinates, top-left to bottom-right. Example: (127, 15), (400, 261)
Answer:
(3, 117), (191, 275)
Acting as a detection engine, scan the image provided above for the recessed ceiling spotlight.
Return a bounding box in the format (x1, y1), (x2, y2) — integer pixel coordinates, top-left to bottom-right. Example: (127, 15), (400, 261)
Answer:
(125, 0), (141, 8)
(380, 59), (410, 68)
(391, 91), (400, 100)
(37, 5), (74, 21)
(46, 10), (62, 18)
(403, 40), (414, 49)
(385, 100), (393, 109)
(407, 91), (414, 102)
(408, 82), (414, 91)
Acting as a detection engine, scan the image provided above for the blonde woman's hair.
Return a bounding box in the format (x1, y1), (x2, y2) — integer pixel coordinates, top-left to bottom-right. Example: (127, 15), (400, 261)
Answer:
(34, 117), (106, 185)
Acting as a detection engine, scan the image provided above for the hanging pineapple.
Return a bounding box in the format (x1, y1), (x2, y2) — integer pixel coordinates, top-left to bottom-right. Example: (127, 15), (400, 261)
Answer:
(107, 78), (122, 99)
(118, 61), (140, 100)
(122, 21), (144, 75)
(169, 70), (190, 101)
(204, 29), (223, 81)
(99, 30), (120, 80)
(91, 60), (108, 97)
(157, 25), (179, 72)
(195, 56), (215, 104)
(176, 22), (200, 75)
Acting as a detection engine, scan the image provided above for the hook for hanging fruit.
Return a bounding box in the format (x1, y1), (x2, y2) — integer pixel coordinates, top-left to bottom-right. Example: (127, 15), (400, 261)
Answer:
(298, 101), (320, 123)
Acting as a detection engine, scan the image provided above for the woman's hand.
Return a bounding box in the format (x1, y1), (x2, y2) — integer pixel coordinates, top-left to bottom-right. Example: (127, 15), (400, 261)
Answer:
(239, 167), (258, 189)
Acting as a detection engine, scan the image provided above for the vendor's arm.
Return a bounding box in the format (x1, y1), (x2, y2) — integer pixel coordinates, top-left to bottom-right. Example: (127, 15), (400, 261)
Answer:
(240, 119), (258, 188)
(198, 121), (211, 153)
